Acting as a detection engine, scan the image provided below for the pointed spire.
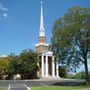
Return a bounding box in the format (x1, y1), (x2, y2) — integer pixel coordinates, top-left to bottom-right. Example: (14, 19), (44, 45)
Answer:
(39, 1), (45, 37)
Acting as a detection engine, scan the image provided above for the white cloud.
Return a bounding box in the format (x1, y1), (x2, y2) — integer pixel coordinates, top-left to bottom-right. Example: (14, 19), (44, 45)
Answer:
(0, 55), (7, 57)
(0, 3), (8, 19)
(0, 3), (8, 11)
(3, 13), (7, 18)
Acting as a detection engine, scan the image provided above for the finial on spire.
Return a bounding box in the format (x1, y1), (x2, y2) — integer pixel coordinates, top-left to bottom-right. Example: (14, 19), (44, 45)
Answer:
(40, 0), (43, 5)
(40, 1), (43, 5)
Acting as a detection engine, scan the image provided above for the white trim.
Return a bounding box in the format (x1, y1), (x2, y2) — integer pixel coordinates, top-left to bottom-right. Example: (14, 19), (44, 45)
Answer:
(42, 51), (53, 56)
(35, 43), (49, 47)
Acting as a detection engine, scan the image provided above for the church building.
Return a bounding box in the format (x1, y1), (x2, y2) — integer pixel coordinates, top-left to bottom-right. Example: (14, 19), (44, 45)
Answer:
(35, 1), (59, 78)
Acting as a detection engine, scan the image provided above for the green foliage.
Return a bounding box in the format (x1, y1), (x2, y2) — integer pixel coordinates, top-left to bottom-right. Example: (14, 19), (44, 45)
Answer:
(72, 71), (85, 79)
(0, 57), (11, 79)
(51, 6), (90, 83)
(72, 71), (90, 79)
(59, 66), (67, 78)
(0, 49), (38, 79)
(19, 49), (38, 79)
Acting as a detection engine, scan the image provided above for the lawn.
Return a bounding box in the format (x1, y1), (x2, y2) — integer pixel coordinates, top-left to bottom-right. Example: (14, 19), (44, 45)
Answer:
(0, 86), (90, 90)
(31, 86), (90, 90)
(0, 87), (8, 90)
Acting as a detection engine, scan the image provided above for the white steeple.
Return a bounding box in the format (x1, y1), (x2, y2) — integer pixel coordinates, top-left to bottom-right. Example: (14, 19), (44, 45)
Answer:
(35, 1), (49, 53)
(39, 1), (45, 37)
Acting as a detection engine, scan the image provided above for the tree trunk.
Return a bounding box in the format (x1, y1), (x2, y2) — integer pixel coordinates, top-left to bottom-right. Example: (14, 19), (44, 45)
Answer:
(84, 57), (89, 84)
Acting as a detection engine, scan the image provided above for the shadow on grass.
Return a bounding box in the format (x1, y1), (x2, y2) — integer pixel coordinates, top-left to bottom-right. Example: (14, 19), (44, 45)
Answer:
(51, 81), (85, 86)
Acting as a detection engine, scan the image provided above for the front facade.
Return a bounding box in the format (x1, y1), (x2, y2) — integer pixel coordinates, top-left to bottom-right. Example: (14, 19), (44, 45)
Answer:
(35, 1), (59, 78)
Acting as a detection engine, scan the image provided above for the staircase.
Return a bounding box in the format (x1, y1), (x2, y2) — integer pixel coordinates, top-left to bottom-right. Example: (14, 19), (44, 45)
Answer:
(41, 76), (61, 81)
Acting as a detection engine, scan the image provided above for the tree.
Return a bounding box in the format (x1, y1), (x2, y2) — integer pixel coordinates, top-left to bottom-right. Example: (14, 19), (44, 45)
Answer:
(19, 49), (38, 79)
(59, 66), (67, 78)
(51, 6), (90, 84)
(0, 49), (38, 79)
(9, 49), (38, 79)
(72, 71), (90, 79)
(0, 57), (11, 79)
(8, 54), (21, 77)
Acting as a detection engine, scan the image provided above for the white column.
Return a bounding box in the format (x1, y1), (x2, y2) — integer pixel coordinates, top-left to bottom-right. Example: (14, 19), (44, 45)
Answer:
(52, 56), (55, 77)
(41, 55), (44, 77)
(56, 62), (59, 77)
(45, 55), (48, 77)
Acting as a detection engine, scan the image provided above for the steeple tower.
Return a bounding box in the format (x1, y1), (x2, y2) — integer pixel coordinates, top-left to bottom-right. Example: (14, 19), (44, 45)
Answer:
(35, 1), (49, 53)
(39, 1), (45, 43)
(35, 1), (59, 79)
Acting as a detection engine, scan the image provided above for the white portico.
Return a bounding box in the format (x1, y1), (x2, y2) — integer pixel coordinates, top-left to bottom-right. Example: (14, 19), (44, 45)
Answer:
(35, 1), (59, 78)
(38, 51), (59, 78)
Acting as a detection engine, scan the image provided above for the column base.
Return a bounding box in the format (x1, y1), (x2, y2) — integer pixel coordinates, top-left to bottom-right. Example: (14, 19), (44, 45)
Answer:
(45, 75), (48, 77)
(52, 75), (55, 77)
(56, 75), (59, 77)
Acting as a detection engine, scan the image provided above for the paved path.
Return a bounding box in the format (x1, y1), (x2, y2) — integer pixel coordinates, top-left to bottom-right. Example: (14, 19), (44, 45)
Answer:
(9, 84), (28, 90)
(0, 79), (85, 87)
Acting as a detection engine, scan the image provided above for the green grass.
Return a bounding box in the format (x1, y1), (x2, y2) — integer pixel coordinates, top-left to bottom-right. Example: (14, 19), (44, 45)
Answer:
(0, 85), (90, 90)
(31, 86), (90, 90)
(0, 87), (8, 90)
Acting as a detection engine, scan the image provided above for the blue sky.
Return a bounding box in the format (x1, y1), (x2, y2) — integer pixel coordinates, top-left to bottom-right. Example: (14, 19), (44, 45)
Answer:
(0, 0), (90, 55)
